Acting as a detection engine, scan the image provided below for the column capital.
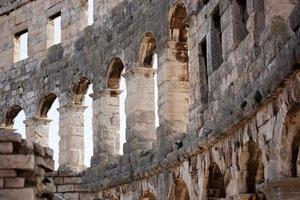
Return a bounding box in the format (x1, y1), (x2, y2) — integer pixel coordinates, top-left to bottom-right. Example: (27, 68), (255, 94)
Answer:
(24, 117), (52, 125)
(123, 67), (157, 80)
(58, 102), (87, 113)
(90, 89), (123, 100)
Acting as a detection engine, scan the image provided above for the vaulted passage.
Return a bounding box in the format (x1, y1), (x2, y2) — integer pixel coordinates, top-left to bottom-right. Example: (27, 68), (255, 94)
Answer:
(207, 162), (226, 199)
(239, 140), (266, 199)
(169, 179), (190, 200)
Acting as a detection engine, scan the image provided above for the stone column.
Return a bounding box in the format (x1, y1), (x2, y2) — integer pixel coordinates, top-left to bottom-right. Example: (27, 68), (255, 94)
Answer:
(157, 42), (189, 139)
(90, 89), (122, 167)
(24, 117), (52, 147)
(123, 67), (156, 155)
(58, 103), (86, 172)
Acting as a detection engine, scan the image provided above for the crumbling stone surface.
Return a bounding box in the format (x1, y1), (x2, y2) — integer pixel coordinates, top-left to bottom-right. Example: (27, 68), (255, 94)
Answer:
(0, 0), (300, 199)
(0, 131), (55, 200)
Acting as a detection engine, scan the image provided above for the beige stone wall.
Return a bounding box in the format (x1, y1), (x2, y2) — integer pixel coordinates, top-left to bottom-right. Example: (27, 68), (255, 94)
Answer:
(0, 130), (55, 200)
(0, 0), (299, 199)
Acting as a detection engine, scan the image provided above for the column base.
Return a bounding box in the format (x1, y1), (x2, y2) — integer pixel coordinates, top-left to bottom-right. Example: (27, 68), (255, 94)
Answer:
(257, 178), (300, 200)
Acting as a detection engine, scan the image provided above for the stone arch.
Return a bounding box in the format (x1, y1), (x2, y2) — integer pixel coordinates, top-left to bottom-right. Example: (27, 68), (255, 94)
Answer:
(106, 57), (125, 89)
(3, 105), (23, 128)
(38, 92), (58, 118)
(168, 178), (190, 200)
(141, 192), (156, 200)
(72, 76), (91, 105)
(137, 32), (157, 68)
(169, 2), (188, 63)
(282, 105), (300, 177)
(239, 140), (265, 199)
(206, 162), (226, 199)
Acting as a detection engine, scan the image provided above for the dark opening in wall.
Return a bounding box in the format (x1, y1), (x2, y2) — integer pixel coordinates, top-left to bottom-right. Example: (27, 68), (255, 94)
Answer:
(198, 38), (208, 104)
(38, 93), (57, 118)
(236, 0), (249, 43)
(211, 5), (223, 71)
(170, 3), (188, 63)
(291, 131), (300, 177)
(169, 179), (190, 200)
(207, 162), (226, 199)
(245, 140), (264, 194)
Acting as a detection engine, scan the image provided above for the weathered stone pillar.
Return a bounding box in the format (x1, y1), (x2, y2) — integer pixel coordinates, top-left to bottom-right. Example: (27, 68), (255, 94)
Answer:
(24, 117), (52, 147)
(123, 67), (156, 155)
(157, 41), (189, 139)
(90, 89), (121, 167)
(58, 103), (86, 172)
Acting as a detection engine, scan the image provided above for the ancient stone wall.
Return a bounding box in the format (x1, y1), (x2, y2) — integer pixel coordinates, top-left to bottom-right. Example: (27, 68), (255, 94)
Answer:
(0, 0), (300, 199)
(0, 130), (55, 200)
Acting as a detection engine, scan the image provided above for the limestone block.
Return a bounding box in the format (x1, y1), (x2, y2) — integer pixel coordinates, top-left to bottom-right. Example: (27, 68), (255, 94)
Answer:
(0, 155), (34, 170)
(55, 177), (64, 184)
(0, 170), (17, 177)
(0, 142), (13, 153)
(0, 132), (22, 143)
(4, 177), (25, 188)
(0, 178), (3, 188)
(0, 188), (35, 200)
(57, 184), (75, 192)
(80, 193), (93, 200)
(64, 177), (81, 184)
(63, 192), (79, 200)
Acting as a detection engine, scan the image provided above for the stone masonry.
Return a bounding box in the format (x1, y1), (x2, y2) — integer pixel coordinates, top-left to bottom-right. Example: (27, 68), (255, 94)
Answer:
(0, 0), (300, 200)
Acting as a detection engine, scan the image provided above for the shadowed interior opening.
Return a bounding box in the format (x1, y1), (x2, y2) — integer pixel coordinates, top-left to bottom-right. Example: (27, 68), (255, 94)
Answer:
(4, 105), (23, 127)
(39, 93), (57, 118)
(107, 57), (125, 89)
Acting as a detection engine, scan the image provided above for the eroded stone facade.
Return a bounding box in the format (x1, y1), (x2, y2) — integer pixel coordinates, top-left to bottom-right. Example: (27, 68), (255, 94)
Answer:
(0, 0), (300, 200)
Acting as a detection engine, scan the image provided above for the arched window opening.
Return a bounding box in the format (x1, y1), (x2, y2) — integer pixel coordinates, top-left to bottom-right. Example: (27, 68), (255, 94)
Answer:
(141, 192), (156, 200)
(138, 32), (157, 68)
(207, 162), (226, 199)
(4, 105), (26, 138)
(38, 93), (57, 118)
(119, 75), (126, 154)
(73, 77), (91, 105)
(45, 96), (60, 169)
(84, 84), (93, 167)
(13, 110), (26, 139)
(38, 92), (60, 169)
(239, 140), (265, 199)
(169, 179), (190, 200)
(4, 105), (23, 128)
(291, 131), (300, 177)
(170, 3), (188, 63)
(107, 57), (124, 90)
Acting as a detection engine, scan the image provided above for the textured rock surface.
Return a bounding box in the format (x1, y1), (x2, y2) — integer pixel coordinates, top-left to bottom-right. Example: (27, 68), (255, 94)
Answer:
(0, 0), (300, 199)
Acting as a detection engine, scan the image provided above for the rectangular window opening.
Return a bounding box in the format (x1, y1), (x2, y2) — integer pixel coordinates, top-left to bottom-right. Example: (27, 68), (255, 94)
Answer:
(212, 5), (223, 71)
(14, 30), (28, 62)
(47, 13), (61, 47)
(236, 0), (249, 42)
(88, 0), (94, 25)
(199, 38), (209, 104)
